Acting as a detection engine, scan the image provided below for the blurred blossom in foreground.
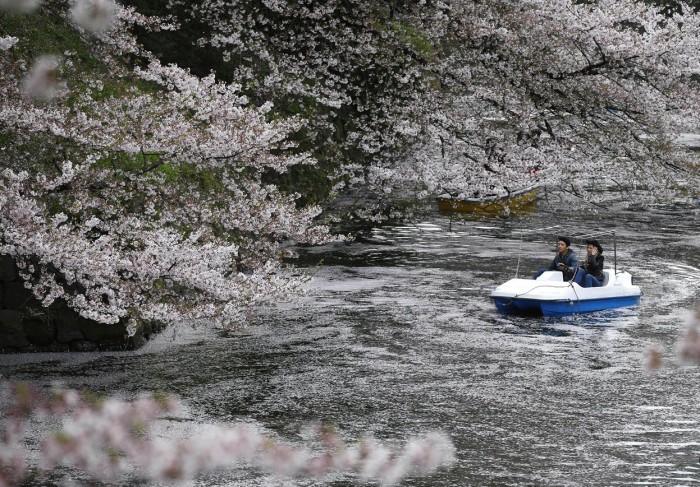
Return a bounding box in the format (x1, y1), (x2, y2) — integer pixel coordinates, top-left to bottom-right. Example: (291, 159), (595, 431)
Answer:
(680, 306), (700, 364)
(0, 381), (455, 486)
(0, 36), (19, 50)
(70, 0), (115, 32)
(21, 55), (66, 99)
(0, 0), (40, 12)
(646, 347), (663, 370)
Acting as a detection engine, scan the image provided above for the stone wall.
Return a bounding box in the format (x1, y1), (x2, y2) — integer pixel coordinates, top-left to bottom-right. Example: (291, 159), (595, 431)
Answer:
(0, 255), (162, 353)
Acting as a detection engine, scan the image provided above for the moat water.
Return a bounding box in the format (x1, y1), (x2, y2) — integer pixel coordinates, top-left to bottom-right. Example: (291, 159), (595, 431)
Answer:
(2, 201), (700, 486)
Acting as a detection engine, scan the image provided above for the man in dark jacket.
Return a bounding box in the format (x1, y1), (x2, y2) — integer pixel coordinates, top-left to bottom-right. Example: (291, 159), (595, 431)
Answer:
(581, 239), (605, 287)
(534, 236), (578, 281)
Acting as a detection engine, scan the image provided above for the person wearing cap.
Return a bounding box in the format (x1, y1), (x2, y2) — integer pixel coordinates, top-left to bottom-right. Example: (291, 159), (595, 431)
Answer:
(534, 236), (578, 281)
(580, 239), (605, 287)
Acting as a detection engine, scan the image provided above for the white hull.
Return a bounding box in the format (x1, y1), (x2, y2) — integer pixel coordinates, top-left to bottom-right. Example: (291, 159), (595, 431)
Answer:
(490, 270), (641, 316)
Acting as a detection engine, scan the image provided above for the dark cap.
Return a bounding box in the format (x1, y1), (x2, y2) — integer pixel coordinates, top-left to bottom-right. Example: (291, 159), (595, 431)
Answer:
(557, 236), (571, 247)
(585, 239), (603, 254)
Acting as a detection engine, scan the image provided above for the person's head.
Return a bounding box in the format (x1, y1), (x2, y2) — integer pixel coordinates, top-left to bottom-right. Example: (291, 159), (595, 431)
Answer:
(557, 236), (571, 253)
(586, 239), (603, 255)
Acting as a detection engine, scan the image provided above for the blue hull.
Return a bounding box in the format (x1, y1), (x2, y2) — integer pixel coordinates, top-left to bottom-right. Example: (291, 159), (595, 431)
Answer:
(493, 295), (641, 317)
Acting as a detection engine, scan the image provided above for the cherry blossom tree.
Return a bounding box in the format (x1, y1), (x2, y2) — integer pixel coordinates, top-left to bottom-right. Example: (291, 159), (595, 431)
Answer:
(130, 0), (700, 209)
(0, 0), (339, 330)
(3, 0), (700, 328)
(121, 0), (444, 216)
(397, 0), (700, 205)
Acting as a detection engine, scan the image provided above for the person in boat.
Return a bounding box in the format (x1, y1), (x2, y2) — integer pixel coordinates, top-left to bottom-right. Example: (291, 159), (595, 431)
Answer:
(579, 239), (605, 288)
(534, 236), (578, 281)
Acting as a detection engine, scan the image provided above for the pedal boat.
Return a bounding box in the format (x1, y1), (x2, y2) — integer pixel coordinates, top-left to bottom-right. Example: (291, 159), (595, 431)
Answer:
(490, 270), (641, 316)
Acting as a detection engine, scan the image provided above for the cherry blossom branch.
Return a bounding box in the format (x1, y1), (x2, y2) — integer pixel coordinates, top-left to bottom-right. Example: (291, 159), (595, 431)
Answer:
(0, 381), (455, 486)
(680, 307), (700, 365)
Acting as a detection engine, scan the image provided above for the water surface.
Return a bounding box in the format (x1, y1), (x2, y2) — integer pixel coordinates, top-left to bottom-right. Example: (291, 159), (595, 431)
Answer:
(2, 204), (700, 486)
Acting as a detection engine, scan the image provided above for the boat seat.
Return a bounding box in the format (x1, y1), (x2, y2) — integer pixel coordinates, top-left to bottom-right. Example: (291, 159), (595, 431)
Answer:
(538, 271), (563, 282)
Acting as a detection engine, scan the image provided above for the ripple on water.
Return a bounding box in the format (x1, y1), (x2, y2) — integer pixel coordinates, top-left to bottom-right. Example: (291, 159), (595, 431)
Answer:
(2, 207), (700, 486)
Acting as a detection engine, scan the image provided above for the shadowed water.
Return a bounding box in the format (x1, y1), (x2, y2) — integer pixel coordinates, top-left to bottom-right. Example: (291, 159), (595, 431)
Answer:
(2, 203), (700, 486)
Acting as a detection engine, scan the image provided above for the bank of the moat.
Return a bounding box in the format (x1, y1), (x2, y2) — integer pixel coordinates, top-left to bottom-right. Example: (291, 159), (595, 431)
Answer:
(0, 255), (161, 353)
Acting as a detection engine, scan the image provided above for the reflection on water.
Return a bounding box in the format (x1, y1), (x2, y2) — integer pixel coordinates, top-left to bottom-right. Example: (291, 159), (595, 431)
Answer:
(2, 205), (700, 486)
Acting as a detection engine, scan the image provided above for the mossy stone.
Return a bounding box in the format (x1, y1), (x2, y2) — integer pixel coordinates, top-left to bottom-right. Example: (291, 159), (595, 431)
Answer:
(0, 309), (30, 348)
(23, 314), (56, 346)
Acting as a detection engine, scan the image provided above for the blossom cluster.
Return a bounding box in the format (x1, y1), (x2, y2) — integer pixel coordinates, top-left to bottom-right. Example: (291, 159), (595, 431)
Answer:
(680, 307), (700, 364)
(0, 381), (455, 486)
(0, 1), (340, 329)
(162, 0), (700, 209)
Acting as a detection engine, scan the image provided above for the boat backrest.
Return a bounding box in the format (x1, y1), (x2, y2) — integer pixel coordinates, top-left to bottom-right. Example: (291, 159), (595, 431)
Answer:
(602, 270), (612, 286)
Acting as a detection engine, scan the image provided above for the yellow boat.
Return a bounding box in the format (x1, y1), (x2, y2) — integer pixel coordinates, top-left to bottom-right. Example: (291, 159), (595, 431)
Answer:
(436, 185), (539, 214)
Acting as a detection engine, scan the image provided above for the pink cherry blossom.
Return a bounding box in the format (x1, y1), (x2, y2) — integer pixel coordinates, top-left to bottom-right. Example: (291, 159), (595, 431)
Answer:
(0, 381), (455, 486)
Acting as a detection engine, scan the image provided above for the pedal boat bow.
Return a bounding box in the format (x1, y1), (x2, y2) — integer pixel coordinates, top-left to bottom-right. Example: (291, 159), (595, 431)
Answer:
(490, 270), (641, 316)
